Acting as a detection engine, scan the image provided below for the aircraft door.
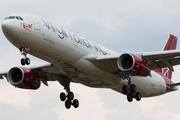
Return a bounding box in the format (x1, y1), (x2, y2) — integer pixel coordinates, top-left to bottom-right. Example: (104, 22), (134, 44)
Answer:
(31, 15), (41, 31)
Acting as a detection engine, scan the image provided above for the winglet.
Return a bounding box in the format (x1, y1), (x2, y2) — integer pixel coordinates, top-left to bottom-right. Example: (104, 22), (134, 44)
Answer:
(154, 34), (178, 80)
(163, 34), (177, 51)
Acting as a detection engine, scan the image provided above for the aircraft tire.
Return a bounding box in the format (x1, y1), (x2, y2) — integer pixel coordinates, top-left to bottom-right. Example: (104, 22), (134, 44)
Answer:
(127, 93), (133, 102)
(73, 99), (79, 108)
(130, 84), (136, 93)
(135, 92), (141, 101)
(122, 85), (128, 94)
(65, 100), (71, 109)
(21, 58), (25, 66)
(60, 92), (66, 101)
(25, 58), (30, 65)
(68, 92), (74, 100)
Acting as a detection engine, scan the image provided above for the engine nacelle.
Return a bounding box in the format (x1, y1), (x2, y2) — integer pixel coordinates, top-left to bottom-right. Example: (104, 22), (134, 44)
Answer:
(117, 53), (150, 76)
(7, 67), (40, 89)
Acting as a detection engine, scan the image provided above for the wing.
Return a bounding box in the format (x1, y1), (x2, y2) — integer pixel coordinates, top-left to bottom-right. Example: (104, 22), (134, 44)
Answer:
(85, 49), (180, 73)
(86, 34), (180, 73)
(0, 63), (68, 86)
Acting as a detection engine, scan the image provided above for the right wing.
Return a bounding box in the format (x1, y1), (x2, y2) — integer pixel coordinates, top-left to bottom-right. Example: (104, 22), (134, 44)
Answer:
(0, 63), (69, 86)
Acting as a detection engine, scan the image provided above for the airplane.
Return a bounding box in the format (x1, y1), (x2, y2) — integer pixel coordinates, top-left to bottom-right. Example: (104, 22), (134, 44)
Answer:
(1, 13), (180, 109)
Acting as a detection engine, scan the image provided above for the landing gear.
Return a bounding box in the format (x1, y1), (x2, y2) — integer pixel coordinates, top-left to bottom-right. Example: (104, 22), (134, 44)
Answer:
(60, 91), (79, 109)
(122, 76), (141, 102)
(58, 76), (79, 109)
(20, 47), (30, 66)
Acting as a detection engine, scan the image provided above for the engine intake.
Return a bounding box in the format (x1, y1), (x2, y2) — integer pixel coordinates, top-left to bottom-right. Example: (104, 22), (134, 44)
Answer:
(117, 53), (150, 76)
(7, 67), (40, 89)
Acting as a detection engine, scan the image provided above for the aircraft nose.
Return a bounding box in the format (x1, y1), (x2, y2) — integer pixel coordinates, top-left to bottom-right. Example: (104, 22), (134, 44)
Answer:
(1, 20), (19, 40)
(1, 20), (11, 33)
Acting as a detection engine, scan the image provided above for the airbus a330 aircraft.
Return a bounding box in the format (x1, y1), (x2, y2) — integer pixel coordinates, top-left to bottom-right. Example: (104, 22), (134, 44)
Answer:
(1, 13), (180, 109)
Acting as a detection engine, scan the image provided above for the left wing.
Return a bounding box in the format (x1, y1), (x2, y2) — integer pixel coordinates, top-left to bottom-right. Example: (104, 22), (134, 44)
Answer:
(142, 49), (180, 71)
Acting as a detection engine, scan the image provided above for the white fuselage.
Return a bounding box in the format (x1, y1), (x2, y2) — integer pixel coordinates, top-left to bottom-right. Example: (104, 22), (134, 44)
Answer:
(1, 13), (170, 97)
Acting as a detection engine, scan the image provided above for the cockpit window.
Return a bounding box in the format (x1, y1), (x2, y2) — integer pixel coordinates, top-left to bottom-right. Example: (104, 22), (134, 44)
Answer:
(4, 17), (9, 20)
(16, 16), (19, 20)
(19, 17), (23, 21)
(4, 16), (24, 21)
(9, 16), (15, 19)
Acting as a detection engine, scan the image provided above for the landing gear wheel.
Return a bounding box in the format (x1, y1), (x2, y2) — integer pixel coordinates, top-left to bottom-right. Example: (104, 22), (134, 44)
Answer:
(135, 92), (141, 101)
(25, 58), (30, 65)
(65, 100), (71, 109)
(127, 93), (133, 102)
(122, 85), (128, 94)
(21, 58), (25, 66)
(73, 99), (79, 108)
(68, 92), (74, 100)
(130, 84), (136, 93)
(60, 92), (66, 101)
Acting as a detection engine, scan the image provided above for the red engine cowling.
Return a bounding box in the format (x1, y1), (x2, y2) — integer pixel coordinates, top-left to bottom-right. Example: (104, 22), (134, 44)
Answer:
(7, 67), (40, 89)
(117, 53), (150, 76)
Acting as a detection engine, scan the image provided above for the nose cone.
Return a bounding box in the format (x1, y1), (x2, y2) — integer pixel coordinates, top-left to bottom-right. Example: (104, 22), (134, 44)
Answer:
(2, 20), (12, 34)
(1, 20), (19, 41)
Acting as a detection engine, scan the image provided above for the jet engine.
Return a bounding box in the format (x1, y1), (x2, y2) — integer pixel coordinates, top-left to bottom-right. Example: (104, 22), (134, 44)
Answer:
(7, 67), (40, 89)
(117, 53), (150, 76)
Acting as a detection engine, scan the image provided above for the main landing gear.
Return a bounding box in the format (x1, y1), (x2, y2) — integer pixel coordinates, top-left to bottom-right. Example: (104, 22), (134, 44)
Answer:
(122, 76), (141, 102)
(60, 91), (79, 109)
(58, 76), (79, 109)
(20, 47), (30, 66)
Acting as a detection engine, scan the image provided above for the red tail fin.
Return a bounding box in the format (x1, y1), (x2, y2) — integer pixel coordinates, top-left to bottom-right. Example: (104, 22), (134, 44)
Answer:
(154, 34), (177, 79)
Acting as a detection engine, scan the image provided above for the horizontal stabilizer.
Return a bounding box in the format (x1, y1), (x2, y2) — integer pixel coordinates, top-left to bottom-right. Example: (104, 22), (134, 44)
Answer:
(170, 82), (180, 87)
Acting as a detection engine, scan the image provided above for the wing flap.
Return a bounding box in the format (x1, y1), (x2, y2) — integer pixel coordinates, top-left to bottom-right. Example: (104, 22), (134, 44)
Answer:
(148, 57), (180, 70)
(142, 50), (180, 70)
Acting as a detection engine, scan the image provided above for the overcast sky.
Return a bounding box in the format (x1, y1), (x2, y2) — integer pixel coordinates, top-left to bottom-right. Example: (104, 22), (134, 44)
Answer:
(0, 0), (180, 120)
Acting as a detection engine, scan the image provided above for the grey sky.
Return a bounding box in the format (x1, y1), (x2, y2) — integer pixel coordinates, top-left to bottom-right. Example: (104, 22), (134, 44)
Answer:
(0, 0), (180, 120)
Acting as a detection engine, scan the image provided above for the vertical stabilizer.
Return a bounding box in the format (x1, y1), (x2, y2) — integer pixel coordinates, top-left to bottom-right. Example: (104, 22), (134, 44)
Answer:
(154, 34), (178, 79)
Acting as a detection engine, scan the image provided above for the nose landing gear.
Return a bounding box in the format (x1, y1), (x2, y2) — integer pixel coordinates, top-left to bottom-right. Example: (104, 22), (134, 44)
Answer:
(20, 47), (30, 66)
